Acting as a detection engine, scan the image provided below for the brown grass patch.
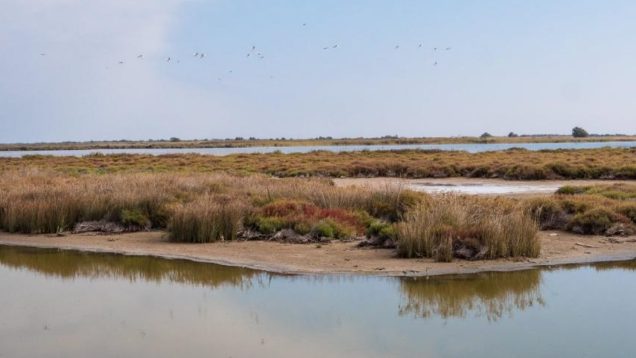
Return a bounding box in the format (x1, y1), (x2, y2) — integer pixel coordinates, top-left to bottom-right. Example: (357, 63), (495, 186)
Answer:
(3, 147), (635, 180)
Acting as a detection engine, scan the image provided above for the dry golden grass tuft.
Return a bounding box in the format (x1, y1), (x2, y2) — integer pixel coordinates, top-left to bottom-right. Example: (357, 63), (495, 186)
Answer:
(396, 195), (540, 261)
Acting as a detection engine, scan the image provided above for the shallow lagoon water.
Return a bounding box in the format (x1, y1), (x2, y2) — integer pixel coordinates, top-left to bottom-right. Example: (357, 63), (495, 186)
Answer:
(1, 140), (635, 157)
(1, 246), (635, 358)
(409, 182), (561, 195)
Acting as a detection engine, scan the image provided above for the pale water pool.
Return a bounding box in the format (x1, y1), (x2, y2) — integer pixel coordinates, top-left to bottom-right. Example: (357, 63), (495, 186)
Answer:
(0, 245), (634, 358)
(409, 182), (561, 195)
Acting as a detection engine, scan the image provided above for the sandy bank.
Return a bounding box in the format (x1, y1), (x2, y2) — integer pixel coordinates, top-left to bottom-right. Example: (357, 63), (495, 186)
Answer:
(1, 231), (635, 276)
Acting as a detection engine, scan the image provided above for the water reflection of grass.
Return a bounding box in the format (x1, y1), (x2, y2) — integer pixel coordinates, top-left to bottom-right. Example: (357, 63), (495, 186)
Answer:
(399, 270), (544, 321)
(593, 260), (636, 271)
(550, 260), (636, 272)
(0, 246), (263, 289)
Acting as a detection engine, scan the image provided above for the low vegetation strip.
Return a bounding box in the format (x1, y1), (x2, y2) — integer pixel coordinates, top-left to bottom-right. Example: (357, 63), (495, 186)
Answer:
(2, 147), (636, 180)
(527, 184), (636, 236)
(1, 170), (634, 262)
(2, 135), (635, 151)
(556, 184), (636, 200)
(0, 170), (542, 261)
(0, 170), (418, 240)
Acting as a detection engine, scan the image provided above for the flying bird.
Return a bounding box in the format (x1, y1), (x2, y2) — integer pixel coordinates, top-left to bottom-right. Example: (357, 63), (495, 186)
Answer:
(40, 53), (46, 56)
(166, 57), (171, 62)
(395, 45), (400, 49)
(418, 44), (422, 48)
(118, 61), (124, 64)
(194, 52), (199, 57)
(137, 54), (143, 58)
(332, 44), (338, 48)
(445, 47), (451, 51)
(200, 53), (205, 58)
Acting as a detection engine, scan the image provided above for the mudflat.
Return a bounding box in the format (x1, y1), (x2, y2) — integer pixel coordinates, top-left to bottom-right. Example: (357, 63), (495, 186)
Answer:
(334, 177), (635, 197)
(1, 230), (635, 276)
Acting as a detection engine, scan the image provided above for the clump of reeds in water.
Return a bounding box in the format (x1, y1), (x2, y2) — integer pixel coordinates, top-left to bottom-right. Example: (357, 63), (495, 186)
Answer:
(395, 195), (540, 261)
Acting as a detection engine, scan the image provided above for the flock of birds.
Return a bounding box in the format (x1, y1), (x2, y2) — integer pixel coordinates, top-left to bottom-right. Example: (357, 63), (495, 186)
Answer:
(38, 23), (452, 81)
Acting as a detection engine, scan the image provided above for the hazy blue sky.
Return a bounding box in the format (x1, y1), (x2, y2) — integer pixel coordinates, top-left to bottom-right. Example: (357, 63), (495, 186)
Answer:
(2, 0), (636, 142)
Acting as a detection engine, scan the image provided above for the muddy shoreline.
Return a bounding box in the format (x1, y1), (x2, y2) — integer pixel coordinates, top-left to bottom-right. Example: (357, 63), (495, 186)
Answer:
(1, 231), (635, 277)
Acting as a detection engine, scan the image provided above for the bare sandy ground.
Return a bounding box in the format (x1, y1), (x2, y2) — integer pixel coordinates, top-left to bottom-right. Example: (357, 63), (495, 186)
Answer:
(333, 177), (634, 197)
(1, 231), (635, 276)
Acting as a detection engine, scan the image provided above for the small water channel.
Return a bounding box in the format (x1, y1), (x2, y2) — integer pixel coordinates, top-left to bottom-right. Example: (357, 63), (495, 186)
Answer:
(0, 245), (634, 358)
(1, 140), (635, 157)
(409, 182), (561, 195)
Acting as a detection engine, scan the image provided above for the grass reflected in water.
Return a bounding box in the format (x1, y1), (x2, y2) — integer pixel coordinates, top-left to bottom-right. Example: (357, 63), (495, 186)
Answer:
(399, 270), (545, 321)
(0, 245), (263, 289)
(3, 245), (635, 324)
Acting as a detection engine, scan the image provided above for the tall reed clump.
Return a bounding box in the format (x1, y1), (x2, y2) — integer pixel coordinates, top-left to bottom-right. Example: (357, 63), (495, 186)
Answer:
(168, 196), (251, 243)
(0, 188), (81, 234)
(0, 171), (231, 234)
(395, 195), (539, 261)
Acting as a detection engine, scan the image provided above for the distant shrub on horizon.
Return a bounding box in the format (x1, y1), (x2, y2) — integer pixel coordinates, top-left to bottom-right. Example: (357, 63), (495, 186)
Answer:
(572, 127), (589, 138)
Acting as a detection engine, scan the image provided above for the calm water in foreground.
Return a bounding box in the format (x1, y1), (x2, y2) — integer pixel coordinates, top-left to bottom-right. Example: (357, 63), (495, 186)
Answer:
(0, 246), (635, 358)
(1, 141), (636, 157)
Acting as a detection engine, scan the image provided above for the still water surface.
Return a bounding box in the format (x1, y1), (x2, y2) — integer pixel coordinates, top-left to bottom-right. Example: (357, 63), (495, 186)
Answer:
(409, 182), (561, 195)
(1, 141), (635, 157)
(0, 246), (635, 358)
